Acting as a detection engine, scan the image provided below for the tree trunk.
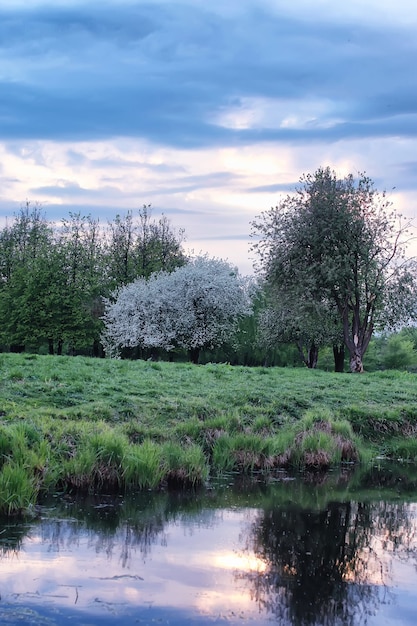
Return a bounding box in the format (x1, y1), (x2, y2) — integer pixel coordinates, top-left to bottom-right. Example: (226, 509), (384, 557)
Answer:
(57, 339), (63, 356)
(333, 344), (345, 372)
(349, 348), (364, 373)
(48, 338), (54, 355)
(342, 314), (365, 373)
(150, 348), (159, 361)
(189, 347), (200, 364)
(297, 340), (318, 368)
(307, 342), (318, 369)
(10, 344), (25, 353)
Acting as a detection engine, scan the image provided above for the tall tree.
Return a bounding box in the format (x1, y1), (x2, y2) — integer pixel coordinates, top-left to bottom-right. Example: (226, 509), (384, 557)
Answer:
(105, 206), (187, 289)
(0, 203), (55, 351)
(57, 213), (105, 354)
(251, 167), (417, 372)
(105, 210), (136, 287)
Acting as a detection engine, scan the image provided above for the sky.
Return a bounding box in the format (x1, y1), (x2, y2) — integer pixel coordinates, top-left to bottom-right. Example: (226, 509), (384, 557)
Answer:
(1, 0), (417, 275)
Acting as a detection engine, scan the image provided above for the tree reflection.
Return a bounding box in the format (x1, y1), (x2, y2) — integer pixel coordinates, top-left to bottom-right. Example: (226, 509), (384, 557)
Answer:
(239, 496), (417, 625)
(24, 490), (219, 568)
(1, 471), (417, 626)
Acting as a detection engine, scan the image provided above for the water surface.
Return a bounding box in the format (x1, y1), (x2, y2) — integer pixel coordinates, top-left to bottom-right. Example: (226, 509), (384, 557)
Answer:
(0, 467), (417, 625)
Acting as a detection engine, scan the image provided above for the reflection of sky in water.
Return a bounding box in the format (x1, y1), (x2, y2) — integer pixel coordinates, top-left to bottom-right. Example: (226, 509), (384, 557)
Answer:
(0, 498), (416, 625)
(0, 509), (268, 624)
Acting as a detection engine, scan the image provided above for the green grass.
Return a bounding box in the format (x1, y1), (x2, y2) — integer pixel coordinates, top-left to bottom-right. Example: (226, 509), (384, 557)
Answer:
(0, 353), (417, 514)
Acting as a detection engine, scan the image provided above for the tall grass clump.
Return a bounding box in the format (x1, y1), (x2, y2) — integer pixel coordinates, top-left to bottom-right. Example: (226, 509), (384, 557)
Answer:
(212, 433), (275, 473)
(292, 430), (341, 468)
(64, 447), (98, 491)
(0, 425), (31, 467)
(384, 438), (417, 462)
(290, 408), (362, 468)
(64, 428), (128, 491)
(123, 440), (165, 489)
(0, 463), (37, 515)
(0, 427), (15, 467)
(162, 442), (209, 487)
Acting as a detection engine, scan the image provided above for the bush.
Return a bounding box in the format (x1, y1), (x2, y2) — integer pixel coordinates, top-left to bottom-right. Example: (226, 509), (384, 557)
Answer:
(383, 335), (416, 370)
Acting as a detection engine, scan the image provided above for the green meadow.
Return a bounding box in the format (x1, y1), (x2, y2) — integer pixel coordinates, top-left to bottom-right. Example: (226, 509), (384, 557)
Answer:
(1, 352), (417, 514)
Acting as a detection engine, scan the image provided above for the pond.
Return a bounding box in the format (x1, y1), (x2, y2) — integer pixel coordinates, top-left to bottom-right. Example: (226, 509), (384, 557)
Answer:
(0, 465), (417, 625)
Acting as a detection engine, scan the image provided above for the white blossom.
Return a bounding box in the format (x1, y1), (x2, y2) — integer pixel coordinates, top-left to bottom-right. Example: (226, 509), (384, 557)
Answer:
(101, 255), (252, 359)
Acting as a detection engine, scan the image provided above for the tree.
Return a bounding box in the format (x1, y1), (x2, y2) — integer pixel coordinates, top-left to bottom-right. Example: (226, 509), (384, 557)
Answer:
(105, 206), (187, 289)
(257, 285), (344, 370)
(102, 256), (252, 363)
(0, 203), (56, 351)
(55, 212), (106, 355)
(251, 167), (417, 372)
(135, 206), (187, 278)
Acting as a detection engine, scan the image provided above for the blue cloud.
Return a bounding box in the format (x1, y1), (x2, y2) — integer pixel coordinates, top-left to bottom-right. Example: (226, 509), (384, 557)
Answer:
(0, 2), (416, 148)
(32, 182), (120, 197)
(247, 182), (297, 193)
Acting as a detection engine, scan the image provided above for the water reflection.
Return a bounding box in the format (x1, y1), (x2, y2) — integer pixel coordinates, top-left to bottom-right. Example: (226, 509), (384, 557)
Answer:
(0, 469), (416, 625)
(241, 500), (417, 625)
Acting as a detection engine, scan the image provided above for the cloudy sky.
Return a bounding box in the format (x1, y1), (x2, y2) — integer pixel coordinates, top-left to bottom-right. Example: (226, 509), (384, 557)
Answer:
(1, 0), (417, 274)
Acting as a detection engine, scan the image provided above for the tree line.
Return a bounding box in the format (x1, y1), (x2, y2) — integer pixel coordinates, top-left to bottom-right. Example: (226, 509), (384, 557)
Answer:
(1, 167), (416, 371)
(0, 204), (186, 356)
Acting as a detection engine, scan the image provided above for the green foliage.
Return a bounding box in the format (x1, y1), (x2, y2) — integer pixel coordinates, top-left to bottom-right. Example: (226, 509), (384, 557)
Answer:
(123, 440), (165, 489)
(364, 331), (417, 371)
(0, 463), (37, 515)
(383, 334), (416, 370)
(251, 167), (417, 373)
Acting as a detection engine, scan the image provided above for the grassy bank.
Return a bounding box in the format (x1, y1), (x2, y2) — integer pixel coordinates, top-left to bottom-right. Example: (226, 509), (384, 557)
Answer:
(0, 353), (416, 514)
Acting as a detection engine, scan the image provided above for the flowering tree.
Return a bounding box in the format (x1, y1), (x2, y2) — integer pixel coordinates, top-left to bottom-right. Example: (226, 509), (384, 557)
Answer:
(102, 256), (252, 362)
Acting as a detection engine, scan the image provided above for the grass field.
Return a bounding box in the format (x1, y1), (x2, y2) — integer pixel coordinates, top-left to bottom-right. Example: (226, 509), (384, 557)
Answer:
(1, 352), (417, 514)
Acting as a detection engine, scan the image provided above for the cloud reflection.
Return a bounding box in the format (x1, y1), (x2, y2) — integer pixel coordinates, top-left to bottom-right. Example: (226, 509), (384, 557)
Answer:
(0, 484), (416, 624)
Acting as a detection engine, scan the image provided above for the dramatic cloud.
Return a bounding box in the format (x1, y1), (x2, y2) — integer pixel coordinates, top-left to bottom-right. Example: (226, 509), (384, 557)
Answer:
(1, 0), (417, 273)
